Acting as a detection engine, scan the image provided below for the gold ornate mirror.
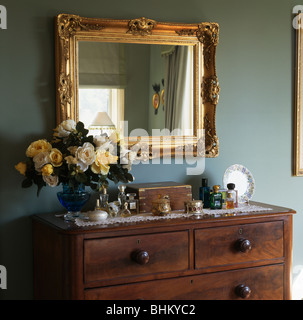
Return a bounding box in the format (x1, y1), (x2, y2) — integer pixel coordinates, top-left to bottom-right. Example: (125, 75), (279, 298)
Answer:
(55, 14), (220, 158)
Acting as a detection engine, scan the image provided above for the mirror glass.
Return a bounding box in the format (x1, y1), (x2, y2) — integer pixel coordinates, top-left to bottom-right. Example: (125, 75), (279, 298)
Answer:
(78, 41), (194, 136)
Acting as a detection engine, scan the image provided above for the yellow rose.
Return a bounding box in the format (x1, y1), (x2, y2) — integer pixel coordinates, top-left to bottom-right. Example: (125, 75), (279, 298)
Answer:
(49, 148), (63, 167)
(41, 164), (53, 176)
(91, 150), (118, 175)
(15, 162), (27, 175)
(26, 139), (52, 158)
(91, 162), (110, 175)
(96, 150), (118, 165)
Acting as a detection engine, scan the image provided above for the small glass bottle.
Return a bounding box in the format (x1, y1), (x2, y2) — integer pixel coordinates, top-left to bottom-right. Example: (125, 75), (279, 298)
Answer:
(226, 192), (235, 209)
(95, 199), (102, 210)
(126, 193), (139, 214)
(119, 202), (131, 217)
(210, 185), (222, 209)
(219, 187), (227, 209)
(199, 178), (210, 208)
(227, 183), (238, 208)
(118, 184), (127, 208)
(99, 185), (109, 213)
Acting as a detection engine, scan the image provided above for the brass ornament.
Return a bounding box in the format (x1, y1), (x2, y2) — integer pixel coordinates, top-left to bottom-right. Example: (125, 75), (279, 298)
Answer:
(175, 29), (196, 36)
(57, 13), (104, 39)
(127, 17), (157, 35)
(58, 73), (72, 106)
(197, 23), (219, 70)
(204, 113), (219, 157)
(57, 14), (103, 60)
(196, 22), (219, 47)
(202, 76), (220, 105)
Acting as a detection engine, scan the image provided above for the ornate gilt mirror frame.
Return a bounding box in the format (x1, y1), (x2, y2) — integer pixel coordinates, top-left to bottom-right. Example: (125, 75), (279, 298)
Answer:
(55, 14), (220, 158)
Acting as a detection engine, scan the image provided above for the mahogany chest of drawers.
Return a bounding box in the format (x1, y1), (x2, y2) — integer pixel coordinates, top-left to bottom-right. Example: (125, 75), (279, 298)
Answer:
(32, 202), (294, 300)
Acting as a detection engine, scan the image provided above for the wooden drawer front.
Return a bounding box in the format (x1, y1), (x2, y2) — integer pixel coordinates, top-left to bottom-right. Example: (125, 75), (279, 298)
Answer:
(85, 264), (284, 300)
(195, 221), (284, 269)
(84, 231), (189, 283)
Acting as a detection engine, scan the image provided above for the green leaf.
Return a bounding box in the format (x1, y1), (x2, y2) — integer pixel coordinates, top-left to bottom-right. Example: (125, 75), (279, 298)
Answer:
(76, 121), (85, 132)
(125, 173), (134, 182)
(76, 172), (88, 184)
(83, 135), (94, 144)
(22, 178), (33, 188)
(37, 184), (44, 197)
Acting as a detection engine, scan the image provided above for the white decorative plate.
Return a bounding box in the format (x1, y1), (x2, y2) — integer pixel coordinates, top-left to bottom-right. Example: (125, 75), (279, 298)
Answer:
(223, 164), (255, 203)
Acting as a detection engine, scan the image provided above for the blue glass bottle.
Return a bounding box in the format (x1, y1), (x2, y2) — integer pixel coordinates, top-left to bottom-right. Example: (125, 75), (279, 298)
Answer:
(199, 178), (210, 208)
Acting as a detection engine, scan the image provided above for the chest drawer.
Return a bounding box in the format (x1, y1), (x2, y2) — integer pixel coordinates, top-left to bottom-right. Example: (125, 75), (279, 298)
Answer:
(85, 264), (284, 300)
(84, 231), (189, 283)
(195, 221), (284, 269)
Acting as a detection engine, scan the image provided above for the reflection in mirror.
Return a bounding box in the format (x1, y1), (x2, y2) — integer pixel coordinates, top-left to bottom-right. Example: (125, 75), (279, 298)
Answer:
(78, 41), (193, 136)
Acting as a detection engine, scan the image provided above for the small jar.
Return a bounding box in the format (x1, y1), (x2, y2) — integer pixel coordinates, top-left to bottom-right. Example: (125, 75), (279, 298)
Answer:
(185, 199), (204, 216)
(152, 195), (171, 216)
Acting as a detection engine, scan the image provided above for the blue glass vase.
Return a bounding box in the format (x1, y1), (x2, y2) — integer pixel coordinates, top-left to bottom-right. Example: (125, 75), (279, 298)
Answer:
(57, 184), (90, 220)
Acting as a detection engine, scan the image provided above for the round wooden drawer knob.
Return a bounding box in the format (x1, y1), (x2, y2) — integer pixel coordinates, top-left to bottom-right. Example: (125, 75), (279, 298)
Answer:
(235, 284), (251, 299)
(132, 250), (150, 265)
(235, 238), (252, 253)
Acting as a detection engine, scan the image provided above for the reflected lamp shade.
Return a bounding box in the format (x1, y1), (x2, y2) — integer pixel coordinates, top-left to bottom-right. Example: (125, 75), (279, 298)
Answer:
(89, 112), (115, 130)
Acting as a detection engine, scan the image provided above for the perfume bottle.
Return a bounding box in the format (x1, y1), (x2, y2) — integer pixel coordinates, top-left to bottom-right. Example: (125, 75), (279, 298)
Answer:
(118, 184), (127, 208)
(126, 193), (139, 214)
(99, 186), (109, 213)
(199, 178), (210, 208)
(227, 183), (238, 208)
(210, 185), (222, 209)
(95, 199), (102, 210)
(119, 202), (131, 217)
(219, 187), (228, 209)
(226, 192), (235, 209)
(86, 198), (108, 221)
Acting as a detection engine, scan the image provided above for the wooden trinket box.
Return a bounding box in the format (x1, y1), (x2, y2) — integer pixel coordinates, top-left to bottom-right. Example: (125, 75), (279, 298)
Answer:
(125, 181), (192, 213)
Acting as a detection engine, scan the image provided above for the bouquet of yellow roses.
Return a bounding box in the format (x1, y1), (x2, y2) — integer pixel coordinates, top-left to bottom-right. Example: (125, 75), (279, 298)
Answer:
(15, 120), (134, 196)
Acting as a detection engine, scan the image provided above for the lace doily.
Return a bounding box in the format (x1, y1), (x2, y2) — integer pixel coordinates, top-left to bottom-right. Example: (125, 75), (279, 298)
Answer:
(74, 204), (272, 227)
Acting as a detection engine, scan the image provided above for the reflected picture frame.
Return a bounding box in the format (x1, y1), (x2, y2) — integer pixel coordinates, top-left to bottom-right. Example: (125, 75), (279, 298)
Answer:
(153, 93), (160, 110)
(294, 13), (303, 175)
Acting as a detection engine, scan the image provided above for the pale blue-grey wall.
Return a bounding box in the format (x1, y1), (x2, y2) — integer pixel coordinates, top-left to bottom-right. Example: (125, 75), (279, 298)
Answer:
(0, 0), (302, 299)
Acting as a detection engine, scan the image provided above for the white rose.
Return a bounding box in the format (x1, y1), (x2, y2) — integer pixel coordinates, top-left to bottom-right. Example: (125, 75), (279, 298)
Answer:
(93, 135), (107, 148)
(76, 142), (95, 165)
(96, 141), (115, 155)
(76, 161), (88, 172)
(75, 142), (96, 172)
(65, 155), (88, 172)
(55, 120), (76, 137)
(33, 151), (50, 172)
(42, 174), (59, 187)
